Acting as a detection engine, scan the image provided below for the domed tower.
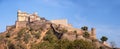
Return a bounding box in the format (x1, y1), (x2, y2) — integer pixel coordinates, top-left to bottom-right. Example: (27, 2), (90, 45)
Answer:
(90, 28), (96, 39)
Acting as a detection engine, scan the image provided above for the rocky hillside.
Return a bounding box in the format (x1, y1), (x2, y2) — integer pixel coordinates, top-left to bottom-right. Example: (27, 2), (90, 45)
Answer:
(0, 20), (111, 49)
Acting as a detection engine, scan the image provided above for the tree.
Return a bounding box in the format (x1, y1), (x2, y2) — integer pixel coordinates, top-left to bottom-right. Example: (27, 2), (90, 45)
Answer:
(55, 39), (71, 49)
(83, 32), (90, 38)
(100, 36), (108, 43)
(44, 29), (58, 43)
(81, 26), (88, 31)
(31, 42), (54, 49)
(69, 39), (95, 49)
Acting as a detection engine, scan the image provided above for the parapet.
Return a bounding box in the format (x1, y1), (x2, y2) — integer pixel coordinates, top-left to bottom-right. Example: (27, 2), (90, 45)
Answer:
(17, 10), (40, 22)
(16, 10), (41, 29)
(50, 19), (68, 26)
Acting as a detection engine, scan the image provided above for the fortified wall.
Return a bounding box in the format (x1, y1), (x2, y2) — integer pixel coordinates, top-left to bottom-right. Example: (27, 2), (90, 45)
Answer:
(50, 19), (96, 40)
(6, 10), (96, 40)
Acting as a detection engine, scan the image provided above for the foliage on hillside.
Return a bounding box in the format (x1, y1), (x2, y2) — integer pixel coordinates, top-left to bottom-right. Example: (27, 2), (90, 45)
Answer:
(0, 22), (112, 49)
(31, 29), (97, 49)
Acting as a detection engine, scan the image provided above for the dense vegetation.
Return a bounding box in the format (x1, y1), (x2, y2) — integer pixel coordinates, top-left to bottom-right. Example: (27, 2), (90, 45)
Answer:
(0, 24), (112, 49)
(31, 29), (96, 49)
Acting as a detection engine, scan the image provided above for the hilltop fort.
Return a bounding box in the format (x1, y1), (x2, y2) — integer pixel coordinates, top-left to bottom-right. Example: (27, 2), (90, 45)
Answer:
(0, 10), (111, 49)
(7, 10), (97, 40)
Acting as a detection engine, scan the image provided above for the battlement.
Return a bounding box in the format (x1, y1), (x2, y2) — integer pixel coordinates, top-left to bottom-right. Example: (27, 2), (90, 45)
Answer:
(16, 10), (41, 29)
(50, 19), (72, 27)
(17, 10), (40, 22)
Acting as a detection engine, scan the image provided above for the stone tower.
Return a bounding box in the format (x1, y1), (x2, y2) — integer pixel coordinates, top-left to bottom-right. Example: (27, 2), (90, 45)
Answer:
(17, 10), (29, 21)
(15, 10), (41, 29)
(90, 28), (96, 39)
(16, 10), (28, 29)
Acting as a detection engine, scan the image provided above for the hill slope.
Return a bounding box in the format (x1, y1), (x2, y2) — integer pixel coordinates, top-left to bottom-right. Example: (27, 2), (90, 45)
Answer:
(0, 20), (111, 49)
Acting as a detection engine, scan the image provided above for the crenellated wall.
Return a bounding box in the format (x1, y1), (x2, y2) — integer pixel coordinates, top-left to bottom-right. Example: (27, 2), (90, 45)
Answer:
(16, 10), (41, 29)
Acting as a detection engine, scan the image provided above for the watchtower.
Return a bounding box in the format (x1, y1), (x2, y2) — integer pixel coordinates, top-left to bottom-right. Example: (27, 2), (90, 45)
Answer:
(16, 10), (28, 29)
(90, 28), (96, 39)
(15, 10), (41, 29)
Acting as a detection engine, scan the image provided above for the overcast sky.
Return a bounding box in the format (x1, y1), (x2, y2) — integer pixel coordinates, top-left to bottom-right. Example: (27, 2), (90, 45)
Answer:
(0, 0), (120, 47)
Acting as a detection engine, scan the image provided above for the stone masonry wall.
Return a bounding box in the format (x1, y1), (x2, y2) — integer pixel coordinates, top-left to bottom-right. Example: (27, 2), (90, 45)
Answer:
(50, 19), (69, 27)
(15, 21), (27, 29)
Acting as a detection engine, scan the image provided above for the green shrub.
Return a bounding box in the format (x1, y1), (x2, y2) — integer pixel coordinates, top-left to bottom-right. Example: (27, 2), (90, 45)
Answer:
(17, 29), (25, 38)
(23, 33), (31, 44)
(34, 32), (41, 39)
(81, 26), (88, 31)
(54, 39), (71, 49)
(31, 42), (54, 49)
(44, 29), (58, 43)
(31, 29), (97, 49)
(100, 36), (108, 42)
(83, 31), (90, 38)
(69, 39), (95, 49)
(8, 43), (15, 49)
